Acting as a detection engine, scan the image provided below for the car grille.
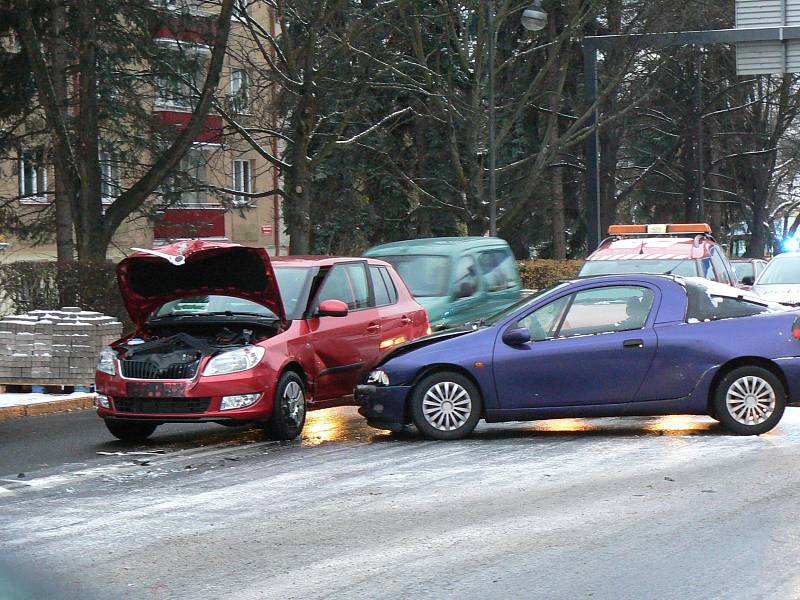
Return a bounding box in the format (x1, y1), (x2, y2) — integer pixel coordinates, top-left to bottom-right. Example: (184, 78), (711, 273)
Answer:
(121, 360), (198, 380)
(113, 397), (212, 414)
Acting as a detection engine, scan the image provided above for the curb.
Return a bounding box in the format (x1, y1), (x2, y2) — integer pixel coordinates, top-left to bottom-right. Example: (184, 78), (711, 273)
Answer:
(0, 395), (95, 422)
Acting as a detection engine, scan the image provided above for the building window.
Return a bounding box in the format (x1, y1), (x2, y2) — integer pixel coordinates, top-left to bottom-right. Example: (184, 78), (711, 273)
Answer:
(163, 147), (209, 206)
(100, 152), (120, 203)
(232, 159), (252, 204)
(19, 150), (47, 200)
(155, 72), (193, 110)
(229, 68), (249, 113)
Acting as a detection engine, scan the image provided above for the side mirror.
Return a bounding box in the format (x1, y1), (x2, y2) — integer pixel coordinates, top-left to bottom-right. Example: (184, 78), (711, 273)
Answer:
(318, 299), (349, 317)
(502, 327), (531, 346)
(741, 276), (754, 286)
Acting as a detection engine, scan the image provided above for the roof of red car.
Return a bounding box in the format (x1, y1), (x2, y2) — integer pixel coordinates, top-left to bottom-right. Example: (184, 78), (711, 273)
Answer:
(588, 236), (715, 261)
(270, 255), (389, 267)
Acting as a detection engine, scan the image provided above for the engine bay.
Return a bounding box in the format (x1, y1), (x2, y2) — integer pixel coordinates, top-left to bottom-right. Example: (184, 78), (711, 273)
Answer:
(116, 322), (276, 380)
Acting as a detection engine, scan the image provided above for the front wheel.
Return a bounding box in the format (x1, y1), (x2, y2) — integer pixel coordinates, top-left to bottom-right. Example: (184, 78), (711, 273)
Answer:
(713, 366), (786, 435)
(410, 371), (482, 440)
(104, 419), (158, 443)
(264, 372), (306, 441)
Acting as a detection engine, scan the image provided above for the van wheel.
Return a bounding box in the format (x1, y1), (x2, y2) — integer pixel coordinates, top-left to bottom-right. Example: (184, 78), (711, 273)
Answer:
(410, 371), (482, 440)
(105, 419), (158, 443)
(264, 372), (306, 441)
(713, 366), (786, 435)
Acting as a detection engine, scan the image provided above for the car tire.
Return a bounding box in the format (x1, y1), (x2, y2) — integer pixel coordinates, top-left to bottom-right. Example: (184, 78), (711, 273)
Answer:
(410, 371), (482, 440)
(713, 366), (786, 435)
(264, 372), (306, 441)
(104, 419), (158, 443)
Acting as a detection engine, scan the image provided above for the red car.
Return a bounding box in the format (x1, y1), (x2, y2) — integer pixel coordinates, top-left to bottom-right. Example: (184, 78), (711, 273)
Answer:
(579, 223), (739, 287)
(95, 241), (429, 442)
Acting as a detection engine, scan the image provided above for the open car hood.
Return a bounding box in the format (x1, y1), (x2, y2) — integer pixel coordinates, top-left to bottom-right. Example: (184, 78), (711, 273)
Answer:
(117, 241), (285, 327)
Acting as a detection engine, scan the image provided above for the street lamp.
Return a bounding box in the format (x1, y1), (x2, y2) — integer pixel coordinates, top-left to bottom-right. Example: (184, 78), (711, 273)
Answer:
(487, 1), (548, 237)
(521, 1), (548, 32)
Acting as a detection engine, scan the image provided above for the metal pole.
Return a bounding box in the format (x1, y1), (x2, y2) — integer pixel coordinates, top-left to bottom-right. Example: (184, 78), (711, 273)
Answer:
(487, 0), (497, 237)
(583, 43), (601, 251)
(696, 46), (705, 220)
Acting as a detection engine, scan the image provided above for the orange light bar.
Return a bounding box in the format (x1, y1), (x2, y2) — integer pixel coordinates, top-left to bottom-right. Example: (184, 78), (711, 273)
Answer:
(608, 223), (712, 236)
(666, 223), (711, 234)
(608, 224), (646, 235)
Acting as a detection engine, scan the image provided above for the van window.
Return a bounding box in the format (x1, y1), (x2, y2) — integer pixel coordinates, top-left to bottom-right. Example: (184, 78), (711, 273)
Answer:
(453, 255), (479, 298)
(710, 249), (732, 286)
(478, 248), (517, 292)
(377, 255), (450, 297)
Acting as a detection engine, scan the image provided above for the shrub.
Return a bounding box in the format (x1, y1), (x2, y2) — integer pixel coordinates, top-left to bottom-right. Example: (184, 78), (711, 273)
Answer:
(517, 259), (584, 290)
(0, 260), (131, 328)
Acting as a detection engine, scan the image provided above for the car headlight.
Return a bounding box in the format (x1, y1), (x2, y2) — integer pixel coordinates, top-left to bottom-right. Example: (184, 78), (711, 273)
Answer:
(97, 347), (116, 376)
(203, 346), (265, 376)
(366, 370), (390, 386)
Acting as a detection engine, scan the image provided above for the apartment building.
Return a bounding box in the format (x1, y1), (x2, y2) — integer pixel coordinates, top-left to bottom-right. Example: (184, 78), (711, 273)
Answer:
(0, 0), (286, 262)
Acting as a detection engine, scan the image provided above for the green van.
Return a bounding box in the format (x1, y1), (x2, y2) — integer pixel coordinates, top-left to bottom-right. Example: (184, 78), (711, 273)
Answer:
(363, 237), (522, 329)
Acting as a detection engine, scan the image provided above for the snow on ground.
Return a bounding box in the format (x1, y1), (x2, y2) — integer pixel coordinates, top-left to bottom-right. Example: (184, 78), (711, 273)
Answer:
(0, 392), (96, 409)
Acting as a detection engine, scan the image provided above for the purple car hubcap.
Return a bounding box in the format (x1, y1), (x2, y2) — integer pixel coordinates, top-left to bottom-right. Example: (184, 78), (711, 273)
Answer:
(423, 382), (472, 431)
(725, 376), (775, 426)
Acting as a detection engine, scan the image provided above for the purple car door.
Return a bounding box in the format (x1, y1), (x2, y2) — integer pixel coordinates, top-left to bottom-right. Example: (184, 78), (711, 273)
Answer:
(492, 284), (659, 408)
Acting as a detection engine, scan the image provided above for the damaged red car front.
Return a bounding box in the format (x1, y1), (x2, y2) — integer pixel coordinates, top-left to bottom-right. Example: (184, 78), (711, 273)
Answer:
(95, 241), (429, 442)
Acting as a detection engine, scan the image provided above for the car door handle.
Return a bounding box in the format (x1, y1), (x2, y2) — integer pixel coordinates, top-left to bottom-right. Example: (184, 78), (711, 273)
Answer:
(366, 322), (381, 333)
(623, 339), (644, 349)
(400, 315), (412, 325)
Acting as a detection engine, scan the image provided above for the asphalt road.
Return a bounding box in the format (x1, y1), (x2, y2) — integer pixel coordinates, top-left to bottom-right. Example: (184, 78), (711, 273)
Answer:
(2, 407), (800, 600)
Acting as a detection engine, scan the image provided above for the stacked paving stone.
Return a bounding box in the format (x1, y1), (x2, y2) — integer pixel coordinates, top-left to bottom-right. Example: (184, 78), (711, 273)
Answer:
(0, 307), (122, 387)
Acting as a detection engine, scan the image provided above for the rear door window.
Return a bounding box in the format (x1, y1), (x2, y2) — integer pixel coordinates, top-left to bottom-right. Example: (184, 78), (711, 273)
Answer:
(369, 266), (396, 307)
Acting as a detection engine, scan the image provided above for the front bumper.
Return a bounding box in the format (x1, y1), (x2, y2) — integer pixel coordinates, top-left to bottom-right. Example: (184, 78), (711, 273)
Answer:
(355, 384), (411, 431)
(95, 369), (275, 423)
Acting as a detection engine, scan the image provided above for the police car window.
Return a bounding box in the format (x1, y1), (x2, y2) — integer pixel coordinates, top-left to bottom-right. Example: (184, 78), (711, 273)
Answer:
(557, 286), (655, 338)
(701, 258), (717, 281)
(710, 249), (732, 285)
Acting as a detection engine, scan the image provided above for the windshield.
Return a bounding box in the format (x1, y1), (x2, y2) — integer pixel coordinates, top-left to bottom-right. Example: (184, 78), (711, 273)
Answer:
(732, 262), (754, 281)
(274, 266), (312, 319)
(756, 256), (800, 285)
(482, 282), (572, 326)
(154, 295), (278, 318)
(580, 259), (697, 277)
(376, 255), (451, 297)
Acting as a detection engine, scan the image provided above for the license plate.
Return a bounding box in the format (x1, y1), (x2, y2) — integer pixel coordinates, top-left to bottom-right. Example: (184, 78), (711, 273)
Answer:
(127, 382), (187, 397)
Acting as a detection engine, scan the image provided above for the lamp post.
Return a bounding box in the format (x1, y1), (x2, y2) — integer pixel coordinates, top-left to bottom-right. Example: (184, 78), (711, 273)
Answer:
(487, 1), (547, 238)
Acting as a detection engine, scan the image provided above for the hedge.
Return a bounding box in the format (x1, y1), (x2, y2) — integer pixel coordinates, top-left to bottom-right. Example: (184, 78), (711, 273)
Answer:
(517, 259), (584, 290)
(0, 261), (130, 328)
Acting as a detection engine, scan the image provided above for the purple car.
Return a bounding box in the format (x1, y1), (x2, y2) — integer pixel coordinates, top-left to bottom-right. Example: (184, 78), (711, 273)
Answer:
(356, 274), (800, 439)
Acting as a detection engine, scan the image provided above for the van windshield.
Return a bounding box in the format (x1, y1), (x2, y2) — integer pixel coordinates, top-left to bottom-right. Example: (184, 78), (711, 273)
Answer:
(376, 255), (451, 297)
(580, 259), (697, 277)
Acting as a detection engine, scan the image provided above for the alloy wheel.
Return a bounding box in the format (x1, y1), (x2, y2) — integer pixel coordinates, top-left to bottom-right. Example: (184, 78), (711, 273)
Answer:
(283, 380), (305, 427)
(422, 381), (472, 431)
(725, 375), (776, 426)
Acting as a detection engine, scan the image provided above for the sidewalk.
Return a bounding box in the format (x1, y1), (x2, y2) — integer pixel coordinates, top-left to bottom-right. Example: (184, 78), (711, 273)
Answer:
(0, 392), (96, 421)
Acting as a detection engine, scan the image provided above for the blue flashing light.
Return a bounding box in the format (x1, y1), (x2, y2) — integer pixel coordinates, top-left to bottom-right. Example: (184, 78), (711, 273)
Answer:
(783, 237), (800, 253)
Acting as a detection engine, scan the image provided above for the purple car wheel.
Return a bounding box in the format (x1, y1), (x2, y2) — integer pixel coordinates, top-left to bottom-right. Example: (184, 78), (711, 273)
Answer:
(713, 366), (786, 436)
(410, 372), (482, 440)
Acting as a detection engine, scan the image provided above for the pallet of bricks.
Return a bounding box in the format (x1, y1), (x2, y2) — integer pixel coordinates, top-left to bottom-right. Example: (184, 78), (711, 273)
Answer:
(0, 307), (122, 391)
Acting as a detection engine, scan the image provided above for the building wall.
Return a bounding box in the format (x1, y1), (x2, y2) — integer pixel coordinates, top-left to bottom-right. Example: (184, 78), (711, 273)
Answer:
(0, 0), (287, 264)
